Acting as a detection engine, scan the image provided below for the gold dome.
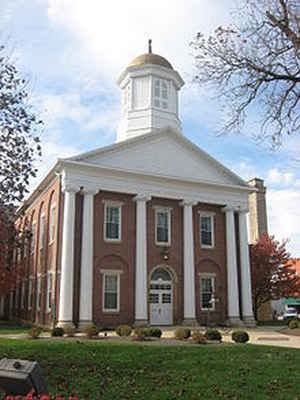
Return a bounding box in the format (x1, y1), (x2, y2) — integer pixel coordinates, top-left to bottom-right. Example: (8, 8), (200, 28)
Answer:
(129, 53), (173, 70)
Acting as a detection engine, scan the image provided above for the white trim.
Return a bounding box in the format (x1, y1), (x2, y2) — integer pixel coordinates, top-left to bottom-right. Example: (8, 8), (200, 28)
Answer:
(39, 213), (45, 250)
(31, 221), (37, 254)
(199, 211), (215, 249)
(104, 202), (122, 242)
(37, 277), (41, 311)
(102, 271), (120, 313)
(49, 203), (56, 244)
(155, 207), (171, 246)
(47, 272), (53, 313)
(28, 279), (33, 311)
(100, 269), (124, 275)
(199, 274), (216, 311)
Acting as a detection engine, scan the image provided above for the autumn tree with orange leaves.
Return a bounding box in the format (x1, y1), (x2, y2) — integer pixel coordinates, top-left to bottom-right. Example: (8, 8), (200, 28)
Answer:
(250, 234), (300, 320)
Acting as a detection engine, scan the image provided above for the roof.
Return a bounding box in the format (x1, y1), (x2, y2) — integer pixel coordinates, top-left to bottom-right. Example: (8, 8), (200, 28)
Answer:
(129, 53), (173, 70)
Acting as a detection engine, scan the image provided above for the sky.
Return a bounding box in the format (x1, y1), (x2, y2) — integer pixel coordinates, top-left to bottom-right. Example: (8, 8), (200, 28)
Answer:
(1, 0), (299, 256)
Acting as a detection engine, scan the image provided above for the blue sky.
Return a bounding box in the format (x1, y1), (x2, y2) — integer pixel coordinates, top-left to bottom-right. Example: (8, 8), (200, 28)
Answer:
(1, 0), (299, 256)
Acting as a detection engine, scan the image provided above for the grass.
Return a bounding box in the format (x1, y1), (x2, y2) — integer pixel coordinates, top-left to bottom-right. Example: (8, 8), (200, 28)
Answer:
(0, 339), (300, 399)
(0, 321), (32, 335)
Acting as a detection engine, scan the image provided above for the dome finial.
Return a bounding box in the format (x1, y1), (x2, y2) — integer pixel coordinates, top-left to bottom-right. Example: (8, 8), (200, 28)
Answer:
(148, 39), (152, 54)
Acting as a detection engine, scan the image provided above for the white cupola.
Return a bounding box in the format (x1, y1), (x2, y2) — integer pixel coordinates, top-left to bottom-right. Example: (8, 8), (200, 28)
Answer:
(116, 40), (185, 142)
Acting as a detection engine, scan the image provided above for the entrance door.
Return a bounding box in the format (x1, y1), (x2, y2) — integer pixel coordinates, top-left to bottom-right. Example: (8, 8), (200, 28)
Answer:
(149, 268), (173, 325)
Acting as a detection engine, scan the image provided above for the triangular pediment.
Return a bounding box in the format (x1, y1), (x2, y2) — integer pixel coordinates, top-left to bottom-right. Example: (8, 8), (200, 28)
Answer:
(67, 129), (248, 187)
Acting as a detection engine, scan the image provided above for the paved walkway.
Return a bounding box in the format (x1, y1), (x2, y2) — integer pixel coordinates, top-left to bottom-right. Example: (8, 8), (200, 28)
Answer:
(1, 326), (300, 349)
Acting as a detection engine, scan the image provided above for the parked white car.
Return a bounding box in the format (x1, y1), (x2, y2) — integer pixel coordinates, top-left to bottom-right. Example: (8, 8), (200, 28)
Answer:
(282, 308), (298, 321)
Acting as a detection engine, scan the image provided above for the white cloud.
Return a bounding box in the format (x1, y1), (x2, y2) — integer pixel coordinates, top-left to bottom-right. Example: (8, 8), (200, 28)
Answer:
(266, 168), (294, 187)
(267, 188), (300, 257)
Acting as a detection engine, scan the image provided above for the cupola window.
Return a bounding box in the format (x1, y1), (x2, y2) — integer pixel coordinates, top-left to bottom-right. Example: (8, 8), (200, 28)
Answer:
(153, 79), (168, 110)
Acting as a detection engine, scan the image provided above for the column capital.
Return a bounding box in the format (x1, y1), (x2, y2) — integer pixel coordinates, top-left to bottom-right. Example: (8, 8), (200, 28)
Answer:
(81, 187), (99, 196)
(134, 194), (152, 202)
(62, 184), (79, 193)
(238, 208), (249, 215)
(180, 199), (198, 207)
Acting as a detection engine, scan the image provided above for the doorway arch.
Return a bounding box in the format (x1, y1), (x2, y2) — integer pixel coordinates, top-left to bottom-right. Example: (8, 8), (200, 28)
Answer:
(149, 267), (173, 325)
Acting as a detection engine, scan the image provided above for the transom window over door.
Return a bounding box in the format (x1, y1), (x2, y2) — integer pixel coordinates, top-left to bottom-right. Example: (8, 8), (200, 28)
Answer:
(199, 212), (215, 248)
(155, 208), (171, 246)
(104, 202), (122, 241)
(103, 273), (120, 312)
(153, 79), (168, 110)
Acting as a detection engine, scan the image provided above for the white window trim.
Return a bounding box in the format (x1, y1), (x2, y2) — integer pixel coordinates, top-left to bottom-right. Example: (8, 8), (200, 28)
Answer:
(37, 277), (41, 311)
(28, 279), (33, 311)
(31, 221), (36, 254)
(199, 273), (216, 311)
(155, 207), (171, 247)
(199, 211), (215, 249)
(39, 213), (45, 250)
(49, 203), (56, 244)
(47, 272), (53, 313)
(103, 201), (122, 242)
(102, 270), (121, 313)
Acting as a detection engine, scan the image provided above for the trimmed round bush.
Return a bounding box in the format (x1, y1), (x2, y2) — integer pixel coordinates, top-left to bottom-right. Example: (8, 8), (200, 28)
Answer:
(288, 319), (299, 329)
(134, 328), (147, 341)
(204, 328), (222, 341)
(64, 327), (76, 337)
(231, 330), (249, 343)
(84, 325), (99, 338)
(147, 327), (162, 338)
(174, 327), (191, 340)
(28, 327), (42, 339)
(115, 325), (132, 337)
(191, 330), (207, 344)
(51, 327), (64, 337)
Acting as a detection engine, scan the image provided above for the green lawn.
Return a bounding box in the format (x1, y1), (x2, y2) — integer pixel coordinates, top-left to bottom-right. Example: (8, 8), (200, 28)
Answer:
(0, 339), (299, 399)
(0, 322), (32, 335)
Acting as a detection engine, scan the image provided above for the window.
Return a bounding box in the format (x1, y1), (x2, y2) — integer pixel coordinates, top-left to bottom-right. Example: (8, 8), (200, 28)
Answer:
(199, 275), (215, 310)
(15, 289), (19, 310)
(21, 281), (25, 310)
(47, 273), (53, 312)
(49, 205), (56, 243)
(103, 273), (120, 312)
(199, 213), (215, 248)
(37, 278), (42, 311)
(31, 222), (36, 253)
(104, 203), (122, 241)
(28, 279), (33, 311)
(153, 79), (168, 109)
(155, 208), (171, 246)
(39, 214), (45, 249)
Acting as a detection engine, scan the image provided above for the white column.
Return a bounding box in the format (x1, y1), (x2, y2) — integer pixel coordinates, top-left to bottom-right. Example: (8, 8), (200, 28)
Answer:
(181, 200), (197, 325)
(58, 187), (77, 328)
(78, 189), (98, 330)
(134, 194), (151, 325)
(239, 210), (256, 326)
(223, 206), (242, 325)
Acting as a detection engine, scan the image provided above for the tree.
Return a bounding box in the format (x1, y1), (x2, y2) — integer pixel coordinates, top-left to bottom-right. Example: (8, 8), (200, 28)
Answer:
(250, 234), (300, 320)
(190, 0), (300, 148)
(0, 44), (42, 297)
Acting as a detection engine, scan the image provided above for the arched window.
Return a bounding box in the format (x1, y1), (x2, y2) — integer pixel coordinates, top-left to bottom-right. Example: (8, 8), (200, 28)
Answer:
(151, 268), (172, 281)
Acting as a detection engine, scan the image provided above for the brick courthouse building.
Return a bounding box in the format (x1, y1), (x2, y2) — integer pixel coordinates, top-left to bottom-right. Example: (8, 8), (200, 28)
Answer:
(1, 47), (268, 329)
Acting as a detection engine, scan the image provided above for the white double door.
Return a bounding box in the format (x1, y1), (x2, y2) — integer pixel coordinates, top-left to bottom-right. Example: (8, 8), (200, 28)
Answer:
(149, 280), (173, 325)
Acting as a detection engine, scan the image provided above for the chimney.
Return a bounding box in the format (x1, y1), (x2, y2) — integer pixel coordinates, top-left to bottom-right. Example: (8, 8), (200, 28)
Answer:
(248, 178), (268, 244)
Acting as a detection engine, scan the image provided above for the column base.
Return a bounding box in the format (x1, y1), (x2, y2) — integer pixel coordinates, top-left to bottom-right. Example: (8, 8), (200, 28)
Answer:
(243, 315), (257, 327)
(78, 320), (94, 331)
(57, 321), (75, 329)
(227, 317), (244, 327)
(182, 318), (198, 327)
(134, 319), (148, 327)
